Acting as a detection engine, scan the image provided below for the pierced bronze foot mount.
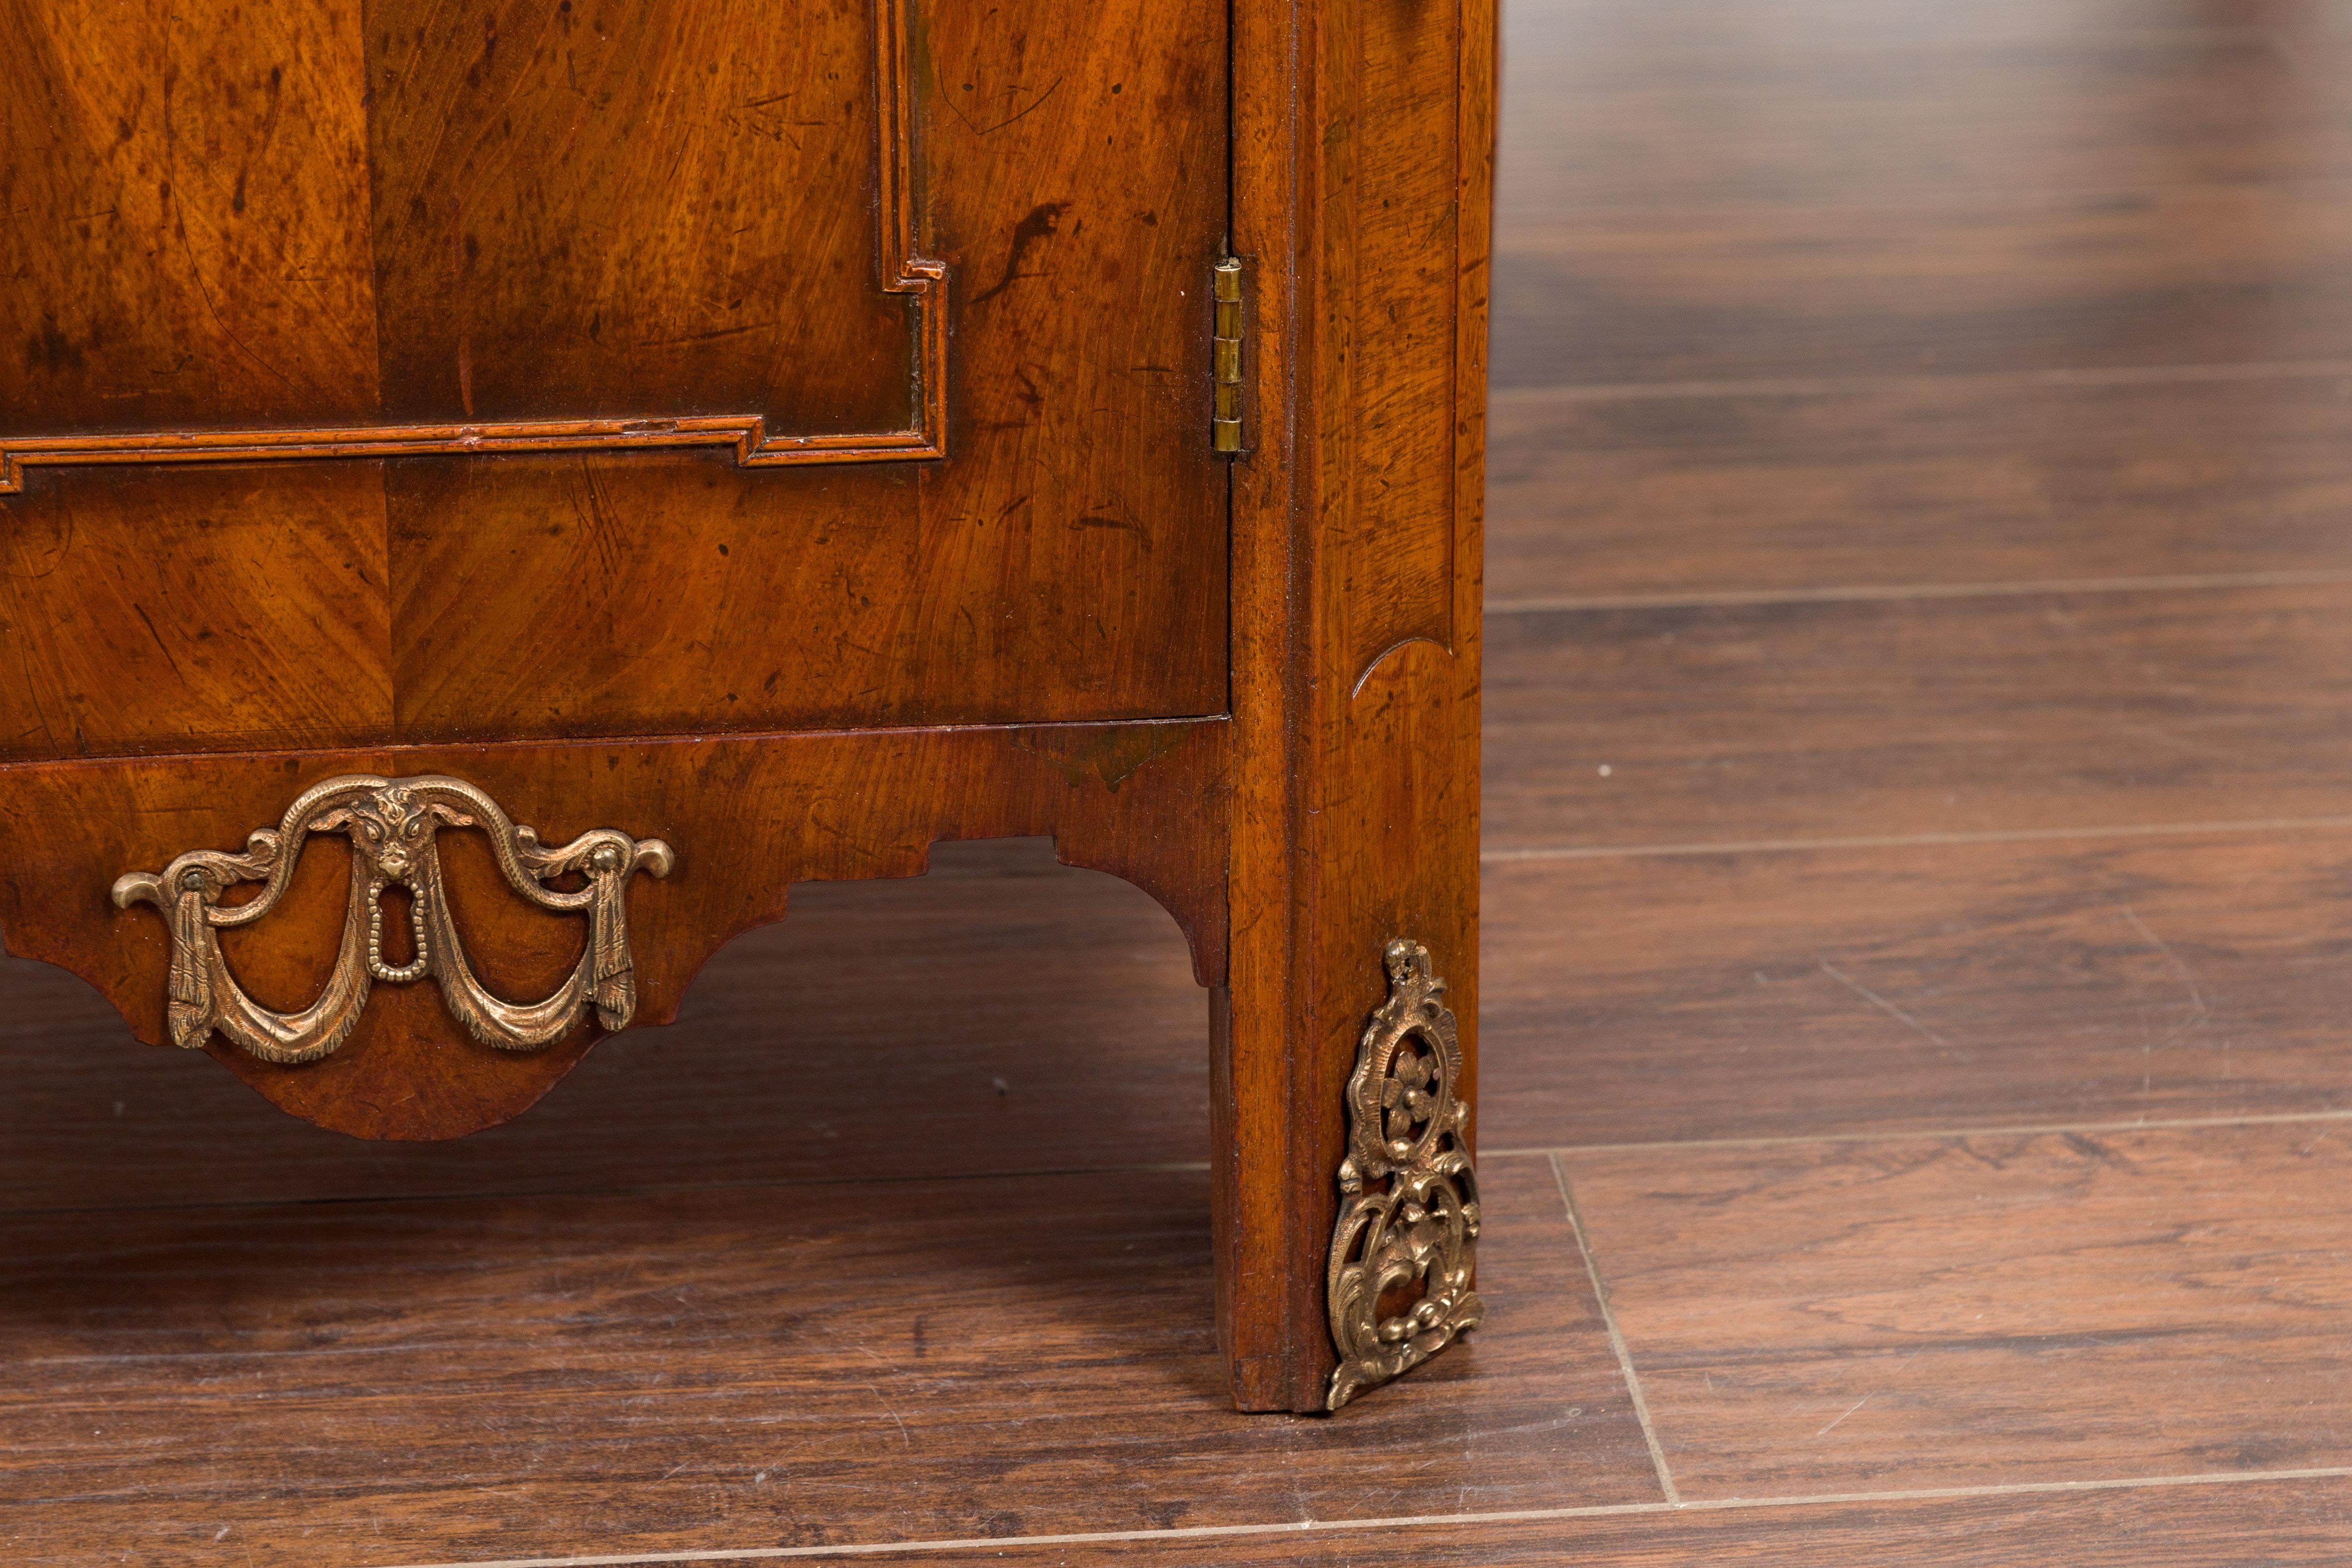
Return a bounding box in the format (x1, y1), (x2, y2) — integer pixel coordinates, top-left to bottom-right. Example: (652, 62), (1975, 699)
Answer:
(112, 774), (673, 1065)
(1326, 938), (1484, 1410)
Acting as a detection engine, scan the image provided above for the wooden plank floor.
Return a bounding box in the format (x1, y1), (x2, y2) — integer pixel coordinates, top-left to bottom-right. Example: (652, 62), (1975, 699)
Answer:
(15, 0), (2352, 1561)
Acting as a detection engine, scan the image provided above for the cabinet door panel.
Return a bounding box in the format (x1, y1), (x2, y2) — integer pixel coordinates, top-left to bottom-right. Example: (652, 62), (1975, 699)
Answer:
(0, 0), (380, 436)
(0, 465), (393, 762)
(0, 0), (1229, 754)
(365, 0), (910, 431)
(391, 0), (1230, 740)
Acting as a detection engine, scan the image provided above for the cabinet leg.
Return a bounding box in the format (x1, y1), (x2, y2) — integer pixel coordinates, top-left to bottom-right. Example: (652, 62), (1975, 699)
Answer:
(1210, 932), (1481, 1413)
(1214, 0), (1491, 1410)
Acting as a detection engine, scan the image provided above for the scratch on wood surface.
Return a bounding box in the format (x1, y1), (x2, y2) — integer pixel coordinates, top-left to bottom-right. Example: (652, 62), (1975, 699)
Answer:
(1818, 958), (1950, 1051)
(2119, 903), (2212, 1101)
(862, 1382), (913, 1450)
(2119, 904), (2209, 1031)
(1815, 1393), (1871, 1437)
(131, 603), (188, 687)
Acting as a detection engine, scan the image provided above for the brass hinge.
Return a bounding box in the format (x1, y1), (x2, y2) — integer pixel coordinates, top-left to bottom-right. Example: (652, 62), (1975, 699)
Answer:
(1212, 257), (1244, 453)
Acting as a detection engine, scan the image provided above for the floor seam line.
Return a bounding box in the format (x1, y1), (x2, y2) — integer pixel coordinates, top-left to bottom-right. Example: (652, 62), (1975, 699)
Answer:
(1549, 1150), (1682, 1507)
(1484, 568), (2352, 616)
(1488, 357), (2352, 405)
(372, 1466), (2352, 1567)
(1481, 816), (2352, 863)
(1489, 1107), (2352, 1160)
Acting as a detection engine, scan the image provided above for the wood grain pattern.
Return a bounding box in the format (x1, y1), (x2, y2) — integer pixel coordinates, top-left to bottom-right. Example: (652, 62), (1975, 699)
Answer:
(1327, 0), (1464, 684)
(1484, 582), (2352, 852)
(1486, 374), (2352, 603)
(0, 465), (394, 762)
(0, 721), (1227, 1139)
(0, 0), (380, 436)
(1218, 0), (1491, 1408)
(1563, 1123), (2352, 1495)
(0, 1156), (1655, 1564)
(1481, 828), (2352, 1151)
(4, 0), (1233, 745)
(0, 0), (946, 485)
(367, 0), (903, 430)
(386, 0), (1232, 742)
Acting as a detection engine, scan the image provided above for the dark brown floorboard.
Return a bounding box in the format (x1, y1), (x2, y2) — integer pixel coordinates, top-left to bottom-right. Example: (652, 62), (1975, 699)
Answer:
(1562, 1123), (2352, 1495)
(0, 1155), (1651, 1568)
(1484, 583), (2352, 851)
(1494, 183), (2352, 390)
(1487, 374), (2352, 602)
(762, 1478), (2352, 1566)
(1507, 29), (2352, 217)
(1508, 0), (2352, 53)
(1481, 828), (2352, 1151)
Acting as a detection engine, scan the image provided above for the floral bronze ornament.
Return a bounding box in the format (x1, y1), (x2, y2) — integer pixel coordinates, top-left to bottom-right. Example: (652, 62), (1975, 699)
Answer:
(1325, 938), (1484, 1410)
(112, 775), (674, 1065)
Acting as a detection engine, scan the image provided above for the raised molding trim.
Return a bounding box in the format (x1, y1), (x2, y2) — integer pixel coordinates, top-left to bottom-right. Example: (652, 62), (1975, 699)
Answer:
(0, 0), (945, 494)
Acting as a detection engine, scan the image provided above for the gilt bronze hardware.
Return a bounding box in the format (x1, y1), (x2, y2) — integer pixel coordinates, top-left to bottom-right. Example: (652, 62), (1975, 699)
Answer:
(112, 775), (672, 1064)
(1326, 938), (1484, 1410)
(1212, 257), (1245, 453)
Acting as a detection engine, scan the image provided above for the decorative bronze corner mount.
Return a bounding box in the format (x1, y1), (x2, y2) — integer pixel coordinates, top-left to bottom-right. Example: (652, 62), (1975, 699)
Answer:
(112, 774), (672, 1065)
(1325, 937), (1484, 1410)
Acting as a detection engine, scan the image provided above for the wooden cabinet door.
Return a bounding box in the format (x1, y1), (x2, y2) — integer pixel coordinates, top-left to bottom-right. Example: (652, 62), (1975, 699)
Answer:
(0, 0), (1230, 759)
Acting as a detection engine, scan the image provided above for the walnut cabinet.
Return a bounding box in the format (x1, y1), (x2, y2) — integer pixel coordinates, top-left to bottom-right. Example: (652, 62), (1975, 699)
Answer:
(0, 0), (1491, 1412)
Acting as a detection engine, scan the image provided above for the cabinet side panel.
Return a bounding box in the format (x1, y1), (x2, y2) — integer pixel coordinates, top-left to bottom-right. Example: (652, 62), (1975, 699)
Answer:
(1224, 0), (1492, 1410)
(1335, 0), (1463, 684)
